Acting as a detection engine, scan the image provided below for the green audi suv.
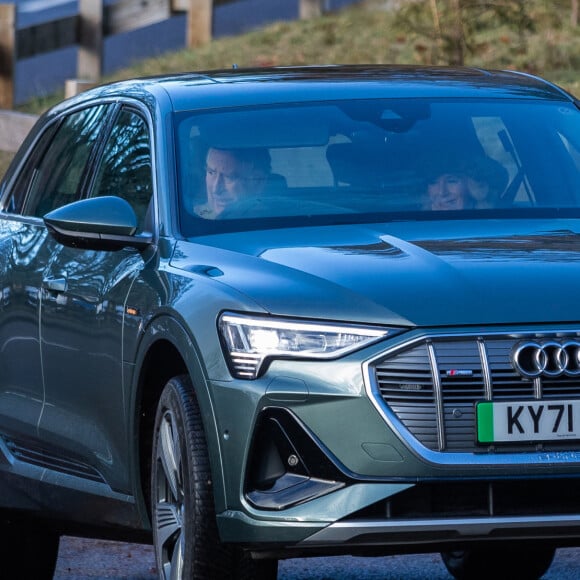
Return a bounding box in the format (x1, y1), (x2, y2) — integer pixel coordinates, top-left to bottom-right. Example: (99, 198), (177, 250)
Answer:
(0, 65), (579, 579)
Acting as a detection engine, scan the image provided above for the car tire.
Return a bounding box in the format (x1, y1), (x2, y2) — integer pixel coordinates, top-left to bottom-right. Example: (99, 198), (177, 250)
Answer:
(440, 545), (556, 580)
(0, 524), (60, 579)
(151, 375), (278, 579)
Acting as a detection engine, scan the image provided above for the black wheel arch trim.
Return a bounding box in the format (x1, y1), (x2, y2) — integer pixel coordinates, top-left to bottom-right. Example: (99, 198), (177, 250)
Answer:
(128, 312), (229, 515)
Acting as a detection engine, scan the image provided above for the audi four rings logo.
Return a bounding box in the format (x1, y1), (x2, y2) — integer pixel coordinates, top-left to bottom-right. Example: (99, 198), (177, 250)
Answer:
(511, 340), (580, 378)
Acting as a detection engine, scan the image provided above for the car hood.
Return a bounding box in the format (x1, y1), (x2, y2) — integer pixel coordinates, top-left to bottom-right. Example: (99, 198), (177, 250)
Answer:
(173, 218), (580, 327)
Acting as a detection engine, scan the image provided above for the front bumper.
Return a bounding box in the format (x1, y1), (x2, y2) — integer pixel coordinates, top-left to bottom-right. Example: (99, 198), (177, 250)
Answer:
(213, 325), (580, 552)
(218, 476), (580, 556)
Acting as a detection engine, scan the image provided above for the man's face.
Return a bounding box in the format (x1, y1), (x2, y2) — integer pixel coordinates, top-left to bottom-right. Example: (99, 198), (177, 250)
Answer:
(205, 148), (254, 217)
(428, 173), (469, 210)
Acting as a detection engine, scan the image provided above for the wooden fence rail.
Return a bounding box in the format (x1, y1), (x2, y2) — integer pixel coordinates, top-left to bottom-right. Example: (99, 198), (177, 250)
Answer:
(0, 0), (331, 110)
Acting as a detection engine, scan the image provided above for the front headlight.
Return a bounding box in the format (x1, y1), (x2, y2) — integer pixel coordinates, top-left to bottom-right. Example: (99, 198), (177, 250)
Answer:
(218, 313), (398, 379)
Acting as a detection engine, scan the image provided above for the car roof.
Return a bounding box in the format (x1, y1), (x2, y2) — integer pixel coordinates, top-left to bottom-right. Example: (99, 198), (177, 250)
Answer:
(60, 64), (577, 114)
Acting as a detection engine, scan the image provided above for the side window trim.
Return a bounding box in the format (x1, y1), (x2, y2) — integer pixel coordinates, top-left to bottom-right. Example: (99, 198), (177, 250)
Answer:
(1, 121), (58, 215)
(88, 104), (155, 235)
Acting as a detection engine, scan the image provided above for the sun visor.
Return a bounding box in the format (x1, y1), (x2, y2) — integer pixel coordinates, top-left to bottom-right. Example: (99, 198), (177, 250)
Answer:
(196, 107), (332, 148)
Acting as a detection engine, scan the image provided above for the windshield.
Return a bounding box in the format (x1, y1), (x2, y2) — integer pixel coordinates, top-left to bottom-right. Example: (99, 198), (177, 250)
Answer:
(176, 98), (580, 235)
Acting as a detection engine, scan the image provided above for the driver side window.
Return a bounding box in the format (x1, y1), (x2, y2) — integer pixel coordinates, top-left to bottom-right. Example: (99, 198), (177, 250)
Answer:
(91, 108), (153, 233)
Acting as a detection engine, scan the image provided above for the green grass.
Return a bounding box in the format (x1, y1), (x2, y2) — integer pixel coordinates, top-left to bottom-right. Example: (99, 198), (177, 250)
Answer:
(1, 0), (578, 178)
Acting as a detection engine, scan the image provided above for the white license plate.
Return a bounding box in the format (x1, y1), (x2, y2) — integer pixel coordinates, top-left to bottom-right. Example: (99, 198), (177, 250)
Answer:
(476, 399), (580, 443)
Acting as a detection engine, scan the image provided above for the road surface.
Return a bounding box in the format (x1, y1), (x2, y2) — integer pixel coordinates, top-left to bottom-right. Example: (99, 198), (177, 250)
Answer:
(54, 536), (580, 579)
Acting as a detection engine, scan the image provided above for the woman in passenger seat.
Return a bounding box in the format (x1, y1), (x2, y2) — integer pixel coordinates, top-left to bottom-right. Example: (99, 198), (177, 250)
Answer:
(424, 155), (508, 211)
(426, 169), (474, 211)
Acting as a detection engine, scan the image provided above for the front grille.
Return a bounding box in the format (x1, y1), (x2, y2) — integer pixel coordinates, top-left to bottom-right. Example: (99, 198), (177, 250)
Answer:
(370, 333), (580, 453)
(348, 478), (580, 520)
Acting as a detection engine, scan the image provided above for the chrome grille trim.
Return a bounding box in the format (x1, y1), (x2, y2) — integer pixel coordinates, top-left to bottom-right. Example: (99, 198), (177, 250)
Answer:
(363, 330), (580, 465)
(478, 338), (492, 400)
(534, 375), (542, 399)
(427, 341), (445, 451)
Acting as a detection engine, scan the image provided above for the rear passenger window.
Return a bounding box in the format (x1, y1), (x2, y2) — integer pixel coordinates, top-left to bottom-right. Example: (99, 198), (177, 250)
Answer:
(21, 105), (109, 217)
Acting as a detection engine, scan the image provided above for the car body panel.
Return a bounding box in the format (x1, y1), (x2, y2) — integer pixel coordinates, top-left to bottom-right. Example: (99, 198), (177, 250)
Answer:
(0, 220), (46, 440)
(172, 218), (580, 327)
(38, 243), (146, 493)
(159, 66), (574, 111)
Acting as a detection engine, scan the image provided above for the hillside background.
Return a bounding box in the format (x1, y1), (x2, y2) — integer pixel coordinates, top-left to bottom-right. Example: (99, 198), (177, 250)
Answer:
(1, 0), (578, 177)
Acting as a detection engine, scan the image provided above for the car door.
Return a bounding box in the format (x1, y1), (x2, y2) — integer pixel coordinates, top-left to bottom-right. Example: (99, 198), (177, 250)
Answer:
(38, 105), (155, 493)
(0, 105), (109, 449)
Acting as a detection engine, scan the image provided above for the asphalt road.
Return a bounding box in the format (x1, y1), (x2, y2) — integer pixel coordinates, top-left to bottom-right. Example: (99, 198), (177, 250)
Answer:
(54, 536), (580, 579)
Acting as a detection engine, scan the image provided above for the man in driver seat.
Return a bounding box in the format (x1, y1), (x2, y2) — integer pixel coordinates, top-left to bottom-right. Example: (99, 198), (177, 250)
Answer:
(195, 146), (272, 219)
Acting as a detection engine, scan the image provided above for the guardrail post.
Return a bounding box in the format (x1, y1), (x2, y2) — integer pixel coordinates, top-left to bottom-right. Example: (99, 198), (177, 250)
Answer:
(299, 0), (327, 19)
(65, 79), (98, 99)
(0, 4), (16, 109)
(185, 0), (213, 47)
(78, 0), (104, 80)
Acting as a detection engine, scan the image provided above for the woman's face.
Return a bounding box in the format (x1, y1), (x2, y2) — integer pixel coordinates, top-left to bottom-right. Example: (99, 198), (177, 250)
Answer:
(428, 173), (469, 210)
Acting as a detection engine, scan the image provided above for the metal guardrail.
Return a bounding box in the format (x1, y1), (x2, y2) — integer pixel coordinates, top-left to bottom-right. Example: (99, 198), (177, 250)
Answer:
(0, 0), (338, 110)
(0, 0), (348, 153)
(0, 0), (215, 110)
